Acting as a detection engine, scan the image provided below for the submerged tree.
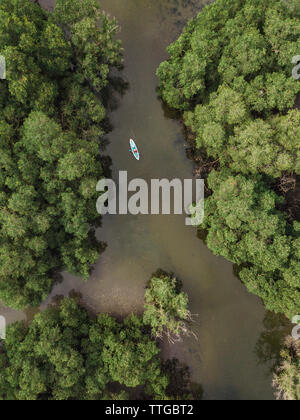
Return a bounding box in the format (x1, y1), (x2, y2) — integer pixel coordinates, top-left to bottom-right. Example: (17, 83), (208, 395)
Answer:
(0, 0), (123, 308)
(143, 272), (194, 342)
(273, 337), (300, 400)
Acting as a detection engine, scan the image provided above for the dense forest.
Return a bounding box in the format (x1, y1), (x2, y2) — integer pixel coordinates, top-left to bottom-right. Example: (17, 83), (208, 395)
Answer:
(0, 0), (299, 402)
(0, 0), (123, 308)
(157, 0), (300, 399)
(158, 0), (300, 323)
(0, 273), (196, 400)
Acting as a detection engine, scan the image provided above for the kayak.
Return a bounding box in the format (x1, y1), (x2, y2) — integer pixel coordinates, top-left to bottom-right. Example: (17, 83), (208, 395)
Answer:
(130, 138), (140, 161)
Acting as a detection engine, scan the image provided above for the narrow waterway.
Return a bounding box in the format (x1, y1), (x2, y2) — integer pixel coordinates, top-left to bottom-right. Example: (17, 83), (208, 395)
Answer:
(0, 0), (284, 400)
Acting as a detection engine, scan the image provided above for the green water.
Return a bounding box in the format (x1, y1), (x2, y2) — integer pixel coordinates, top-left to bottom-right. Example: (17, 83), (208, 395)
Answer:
(0, 0), (288, 400)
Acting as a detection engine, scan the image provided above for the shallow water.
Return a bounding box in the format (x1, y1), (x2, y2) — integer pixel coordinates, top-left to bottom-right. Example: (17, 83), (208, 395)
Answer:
(0, 0), (285, 400)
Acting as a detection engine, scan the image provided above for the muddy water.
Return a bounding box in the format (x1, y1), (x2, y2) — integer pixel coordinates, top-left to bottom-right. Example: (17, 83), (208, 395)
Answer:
(0, 0), (279, 400)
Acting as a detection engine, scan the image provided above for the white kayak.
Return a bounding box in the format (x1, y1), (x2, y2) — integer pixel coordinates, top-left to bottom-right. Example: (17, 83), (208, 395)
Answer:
(129, 138), (140, 161)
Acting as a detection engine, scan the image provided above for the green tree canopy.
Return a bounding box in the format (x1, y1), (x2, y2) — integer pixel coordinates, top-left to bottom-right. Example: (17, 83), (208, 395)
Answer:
(273, 337), (300, 400)
(0, 298), (168, 400)
(0, 275), (198, 401)
(157, 0), (300, 318)
(0, 0), (123, 308)
(143, 272), (193, 342)
(203, 169), (300, 316)
(158, 0), (300, 177)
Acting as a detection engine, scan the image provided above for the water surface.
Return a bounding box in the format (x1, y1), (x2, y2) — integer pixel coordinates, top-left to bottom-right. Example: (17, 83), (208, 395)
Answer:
(0, 0), (281, 400)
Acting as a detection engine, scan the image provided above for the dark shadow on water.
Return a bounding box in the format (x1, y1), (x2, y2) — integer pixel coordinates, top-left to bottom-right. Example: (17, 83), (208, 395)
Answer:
(163, 358), (204, 400)
(254, 311), (292, 375)
(158, 95), (182, 121)
(100, 154), (113, 179)
(157, 0), (208, 36)
(196, 227), (208, 243)
(103, 74), (130, 113)
(99, 137), (111, 151)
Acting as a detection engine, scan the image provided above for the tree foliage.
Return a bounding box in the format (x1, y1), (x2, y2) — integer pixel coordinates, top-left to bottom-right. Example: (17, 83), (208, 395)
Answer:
(158, 0), (300, 178)
(273, 337), (300, 400)
(202, 169), (300, 316)
(0, 297), (169, 400)
(143, 272), (193, 342)
(0, 0), (123, 308)
(157, 0), (300, 318)
(0, 274), (197, 401)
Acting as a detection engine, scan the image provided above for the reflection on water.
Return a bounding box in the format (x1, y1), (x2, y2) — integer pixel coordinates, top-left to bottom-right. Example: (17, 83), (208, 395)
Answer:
(156, 0), (210, 33)
(254, 312), (292, 374)
(0, 0), (289, 400)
